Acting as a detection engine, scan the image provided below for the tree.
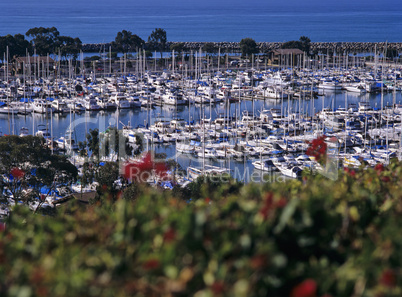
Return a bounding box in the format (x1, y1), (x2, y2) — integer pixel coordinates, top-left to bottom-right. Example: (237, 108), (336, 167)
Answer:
(58, 36), (82, 60)
(386, 48), (399, 60)
(299, 36), (311, 54)
(239, 38), (259, 58)
(148, 28), (167, 60)
(170, 42), (185, 54)
(282, 36), (311, 54)
(95, 161), (120, 201)
(0, 34), (31, 58)
(102, 127), (132, 161)
(86, 128), (100, 162)
(202, 42), (218, 55)
(113, 30), (145, 54)
(0, 135), (78, 207)
(170, 42), (185, 60)
(25, 27), (60, 55)
(144, 50), (153, 59)
(133, 133), (144, 156)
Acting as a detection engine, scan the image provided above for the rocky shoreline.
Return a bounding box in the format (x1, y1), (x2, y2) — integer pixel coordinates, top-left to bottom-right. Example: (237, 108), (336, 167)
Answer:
(82, 41), (402, 53)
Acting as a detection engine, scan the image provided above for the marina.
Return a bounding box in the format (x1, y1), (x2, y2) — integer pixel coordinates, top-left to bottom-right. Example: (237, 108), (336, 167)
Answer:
(1, 58), (402, 189)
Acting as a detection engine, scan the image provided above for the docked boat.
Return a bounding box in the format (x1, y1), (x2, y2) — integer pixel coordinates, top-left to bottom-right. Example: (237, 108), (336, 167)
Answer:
(176, 143), (195, 154)
(277, 163), (303, 178)
(110, 92), (131, 109)
(19, 127), (29, 137)
(32, 99), (53, 114)
(35, 124), (51, 139)
(51, 99), (69, 113)
(318, 81), (343, 91)
(343, 83), (366, 94)
(252, 159), (276, 171)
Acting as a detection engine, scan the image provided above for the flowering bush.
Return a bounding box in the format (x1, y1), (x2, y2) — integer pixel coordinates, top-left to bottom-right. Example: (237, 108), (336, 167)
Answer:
(1, 160), (402, 296)
(306, 135), (327, 163)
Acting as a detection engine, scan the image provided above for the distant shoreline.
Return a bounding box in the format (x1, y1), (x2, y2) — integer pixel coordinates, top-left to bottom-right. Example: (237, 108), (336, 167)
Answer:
(82, 41), (402, 53)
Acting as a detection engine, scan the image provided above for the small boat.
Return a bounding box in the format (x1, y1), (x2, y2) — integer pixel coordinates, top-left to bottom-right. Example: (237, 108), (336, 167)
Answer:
(35, 124), (51, 139)
(252, 159), (276, 171)
(176, 143), (195, 154)
(277, 164), (303, 178)
(19, 127), (29, 137)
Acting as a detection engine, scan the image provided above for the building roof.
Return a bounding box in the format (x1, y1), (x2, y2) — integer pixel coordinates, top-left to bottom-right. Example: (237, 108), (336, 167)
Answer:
(15, 56), (55, 64)
(271, 49), (304, 55)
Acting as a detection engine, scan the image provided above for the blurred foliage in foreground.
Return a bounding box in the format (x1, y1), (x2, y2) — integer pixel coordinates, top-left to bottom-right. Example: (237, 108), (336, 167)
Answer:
(1, 161), (402, 297)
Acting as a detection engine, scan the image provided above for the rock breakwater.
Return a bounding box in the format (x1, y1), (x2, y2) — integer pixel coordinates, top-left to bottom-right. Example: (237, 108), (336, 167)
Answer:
(82, 42), (402, 54)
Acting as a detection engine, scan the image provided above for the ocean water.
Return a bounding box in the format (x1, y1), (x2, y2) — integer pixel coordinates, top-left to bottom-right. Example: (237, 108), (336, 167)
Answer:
(1, 0), (401, 44)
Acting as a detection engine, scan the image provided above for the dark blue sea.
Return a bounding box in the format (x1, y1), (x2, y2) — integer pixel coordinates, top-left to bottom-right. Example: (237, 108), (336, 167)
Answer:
(1, 0), (401, 44)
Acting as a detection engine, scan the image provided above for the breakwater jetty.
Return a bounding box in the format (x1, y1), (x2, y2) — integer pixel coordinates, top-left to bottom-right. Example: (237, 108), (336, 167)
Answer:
(82, 42), (402, 54)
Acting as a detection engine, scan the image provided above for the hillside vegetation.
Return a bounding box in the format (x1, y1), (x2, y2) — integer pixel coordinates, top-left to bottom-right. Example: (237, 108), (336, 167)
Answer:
(1, 161), (402, 297)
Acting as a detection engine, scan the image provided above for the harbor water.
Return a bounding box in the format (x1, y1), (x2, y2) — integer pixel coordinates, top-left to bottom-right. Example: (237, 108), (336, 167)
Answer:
(1, 89), (401, 183)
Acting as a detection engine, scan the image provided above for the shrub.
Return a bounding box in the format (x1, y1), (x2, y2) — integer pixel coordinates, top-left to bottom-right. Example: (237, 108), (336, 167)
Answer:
(1, 162), (402, 296)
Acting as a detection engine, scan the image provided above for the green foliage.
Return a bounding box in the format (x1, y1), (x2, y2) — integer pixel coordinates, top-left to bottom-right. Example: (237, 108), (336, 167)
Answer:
(0, 34), (31, 58)
(144, 50), (153, 58)
(170, 42), (185, 54)
(58, 36), (82, 60)
(95, 162), (119, 191)
(386, 48), (399, 59)
(282, 36), (311, 54)
(121, 182), (144, 202)
(102, 127), (132, 160)
(133, 133), (143, 156)
(25, 26), (82, 57)
(0, 136), (77, 204)
(113, 30), (144, 53)
(86, 128), (100, 161)
(25, 27), (60, 56)
(2, 163), (402, 296)
(239, 37), (259, 58)
(202, 42), (218, 54)
(148, 28), (167, 59)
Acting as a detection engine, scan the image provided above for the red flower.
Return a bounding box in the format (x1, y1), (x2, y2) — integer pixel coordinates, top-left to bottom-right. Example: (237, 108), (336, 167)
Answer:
(142, 259), (160, 270)
(291, 279), (317, 297)
(205, 197), (211, 204)
(380, 269), (396, 287)
(374, 163), (384, 173)
(10, 167), (25, 180)
(344, 167), (355, 177)
(163, 227), (176, 243)
(260, 192), (274, 219)
(250, 254), (268, 269)
(0, 242), (4, 264)
(306, 136), (327, 163)
(0, 222), (5, 232)
(276, 197), (287, 208)
(211, 281), (225, 295)
(381, 176), (390, 183)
